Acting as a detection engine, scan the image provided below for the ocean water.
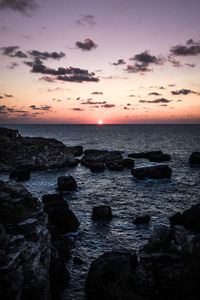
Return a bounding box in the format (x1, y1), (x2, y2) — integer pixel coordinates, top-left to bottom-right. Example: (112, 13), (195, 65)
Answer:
(1, 124), (200, 299)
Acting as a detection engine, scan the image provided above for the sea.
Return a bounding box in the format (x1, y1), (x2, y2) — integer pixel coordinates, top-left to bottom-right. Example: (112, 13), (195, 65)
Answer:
(0, 124), (200, 299)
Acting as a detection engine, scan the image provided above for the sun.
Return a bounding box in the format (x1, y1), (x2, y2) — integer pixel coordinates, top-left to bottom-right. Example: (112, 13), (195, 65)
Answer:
(98, 120), (103, 125)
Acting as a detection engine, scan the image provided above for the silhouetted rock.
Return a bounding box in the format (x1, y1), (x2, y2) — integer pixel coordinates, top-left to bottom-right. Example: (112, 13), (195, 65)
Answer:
(81, 150), (122, 168)
(43, 200), (69, 214)
(42, 193), (63, 204)
(128, 151), (162, 159)
(92, 205), (112, 220)
(189, 152), (200, 165)
(131, 165), (172, 179)
(9, 166), (30, 181)
(0, 127), (20, 138)
(149, 153), (171, 162)
(170, 203), (200, 233)
(57, 176), (77, 191)
(68, 146), (83, 156)
(74, 256), (84, 265)
(89, 162), (105, 173)
(122, 158), (135, 168)
(133, 215), (151, 224)
(106, 160), (124, 171)
(85, 251), (138, 300)
(48, 208), (80, 233)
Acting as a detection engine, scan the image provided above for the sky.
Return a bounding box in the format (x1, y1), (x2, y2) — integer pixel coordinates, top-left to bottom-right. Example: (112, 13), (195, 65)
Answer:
(0, 0), (200, 124)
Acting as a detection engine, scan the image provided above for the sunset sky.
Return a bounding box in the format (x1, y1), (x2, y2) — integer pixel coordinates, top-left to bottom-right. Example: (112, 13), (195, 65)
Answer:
(0, 0), (200, 124)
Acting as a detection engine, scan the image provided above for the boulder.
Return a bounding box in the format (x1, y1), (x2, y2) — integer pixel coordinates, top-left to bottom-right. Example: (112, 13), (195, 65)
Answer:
(189, 152), (200, 165)
(133, 215), (151, 224)
(128, 151), (162, 159)
(92, 205), (112, 221)
(81, 150), (122, 167)
(9, 166), (30, 181)
(85, 251), (138, 300)
(89, 162), (105, 173)
(149, 153), (171, 162)
(43, 200), (69, 213)
(48, 208), (80, 233)
(131, 165), (172, 179)
(122, 158), (134, 168)
(42, 194), (64, 204)
(67, 156), (78, 167)
(106, 161), (124, 171)
(57, 176), (77, 191)
(68, 146), (83, 157)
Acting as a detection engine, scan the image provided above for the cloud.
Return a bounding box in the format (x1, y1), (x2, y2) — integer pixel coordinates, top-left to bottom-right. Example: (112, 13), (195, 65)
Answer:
(57, 75), (99, 83)
(91, 91), (103, 95)
(148, 92), (161, 96)
(130, 51), (165, 65)
(1, 45), (27, 58)
(111, 59), (126, 66)
(129, 95), (135, 97)
(28, 50), (65, 60)
(168, 55), (182, 67)
(30, 105), (52, 111)
(101, 104), (115, 108)
(81, 100), (107, 105)
(75, 38), (97, 51)
(72, 108), (84, 111)
(0, 105), (28, 114)
(39, 76), (55, 83)
(126, 64), (152, 73)
(7, 62), (19, 69)
(139, 98), (172, 103)
(170, 39), (200, 56)
(185, 63), (195, 68)
(76, 14), (97, 26)
(171, 89), (197, 95)
(168, 84), (176, 87)
(0, 96), (3, 99)
(0, 0), (38, 16)
(4, 94), (13, 98)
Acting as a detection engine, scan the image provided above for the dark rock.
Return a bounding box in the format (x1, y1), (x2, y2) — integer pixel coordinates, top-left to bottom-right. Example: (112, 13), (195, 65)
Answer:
(48, 226), (71, 262)
(149, 153), (171, 162)
(122, 158), (134, 168)
(106, 160), (124, 171)
(92, 205), (112, 221)
(81, 150), (122, 168)
(85, 251), (138, 300)
(48, 208), (80, 233)
(133, 215), (151, 224)
(10, 166), (30, 181)
(67, 156), (79, 167)
(169, 212), (184, 226)
(128, 151), (162, 159)
(57, 176), (77, 191)
(43, 200), (69, 213)
(68, 146), (83, 157)
(131, 165), (172, 179)
(0, 127), (20, 138)
(42, 193), (63, 204)
(189, 152), (200, 165)
(89, 162), (105, 173)
(74, 256), (84, 265)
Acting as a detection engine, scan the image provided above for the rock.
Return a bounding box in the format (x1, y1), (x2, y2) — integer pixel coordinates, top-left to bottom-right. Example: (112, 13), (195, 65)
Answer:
(92, 205), (112, 221)
(9, 166), (30, 181)
(106, 160), (124, 171)
(131, 165), (172, 179)
(133, 215), (151, 224)
(149, 153), (171, 162)
(170, 204), (200, 233)
(89, 162), (105, 173)
(42, 193), (64, 204)
(85, 251), (138, 300)
(67, 156), (79, 167)
(128, 151), (162, 159)
(57, 176), (77, 191)
(81, 150), (122, 168)
(74, 256), (84, 265)
(68, 146), (83, 157)
(43, 200), (69, 214)
(189, 152), (200, 165)
(122, 158), (134, 168)
(48, 208), (80, 233)
(0, 127), (20, 138)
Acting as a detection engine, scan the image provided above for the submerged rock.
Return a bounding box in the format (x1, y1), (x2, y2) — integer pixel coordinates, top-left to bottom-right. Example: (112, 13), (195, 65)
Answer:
(92, 205), (112, 221)
(189, 152), (200, 165)
(57, 176), (77, 191)
(131, 165), (172, 179)
(133, 215), (151, 224)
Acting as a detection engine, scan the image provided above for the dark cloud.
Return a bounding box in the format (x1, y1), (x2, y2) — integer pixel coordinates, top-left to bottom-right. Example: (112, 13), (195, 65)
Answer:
(0, 46), (27, 58)
(72, 108), (84, 111)
(130, 51), (165, 65)
(30, 105), (52, 111)
(170, 39), (200, 56)
(4, 94), (13, 98)
(111, 59), (126, 66)
(28, 50), (65, 60)
(57, 75), (99, 83)
(139, 98), (172, 103)
(0, 105), (28, 114)
(81, 100), (107, 105)
(129, 94), (135, 97)
(52, 98), (62, 102)
(185, 63), (195, 68)
(101, 104), (115, 108)
(75, 38), (97, 51)
(76, 14), (97, 26)
(0, 96), (3, 99)
(168, 84), (176, 87)
(126, 64), (152, 73)
(0, 0), (38, 16)
(171, 89), (197, 95)
(91, 91), (103, 95)
(39, 76), (55, 83)
(124, 106), (130, 110)
(148, 92), (161, 96)
(7, 62), (19, 69)
(168, 55), (182, 67)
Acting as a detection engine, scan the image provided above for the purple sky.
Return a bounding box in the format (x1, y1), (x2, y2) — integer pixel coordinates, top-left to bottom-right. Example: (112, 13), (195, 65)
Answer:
(0, 0), (200, 124)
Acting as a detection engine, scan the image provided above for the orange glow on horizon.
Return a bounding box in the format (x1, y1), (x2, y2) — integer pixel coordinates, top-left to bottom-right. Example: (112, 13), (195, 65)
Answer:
(98, 120), (103, 125)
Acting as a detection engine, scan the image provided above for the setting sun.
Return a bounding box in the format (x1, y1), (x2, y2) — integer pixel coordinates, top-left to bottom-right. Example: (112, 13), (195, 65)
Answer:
(98, 120), (103, 125)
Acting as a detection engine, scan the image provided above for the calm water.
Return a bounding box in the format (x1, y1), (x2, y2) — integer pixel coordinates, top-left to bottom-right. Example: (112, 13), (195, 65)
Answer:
(1, 124), (200, 299)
